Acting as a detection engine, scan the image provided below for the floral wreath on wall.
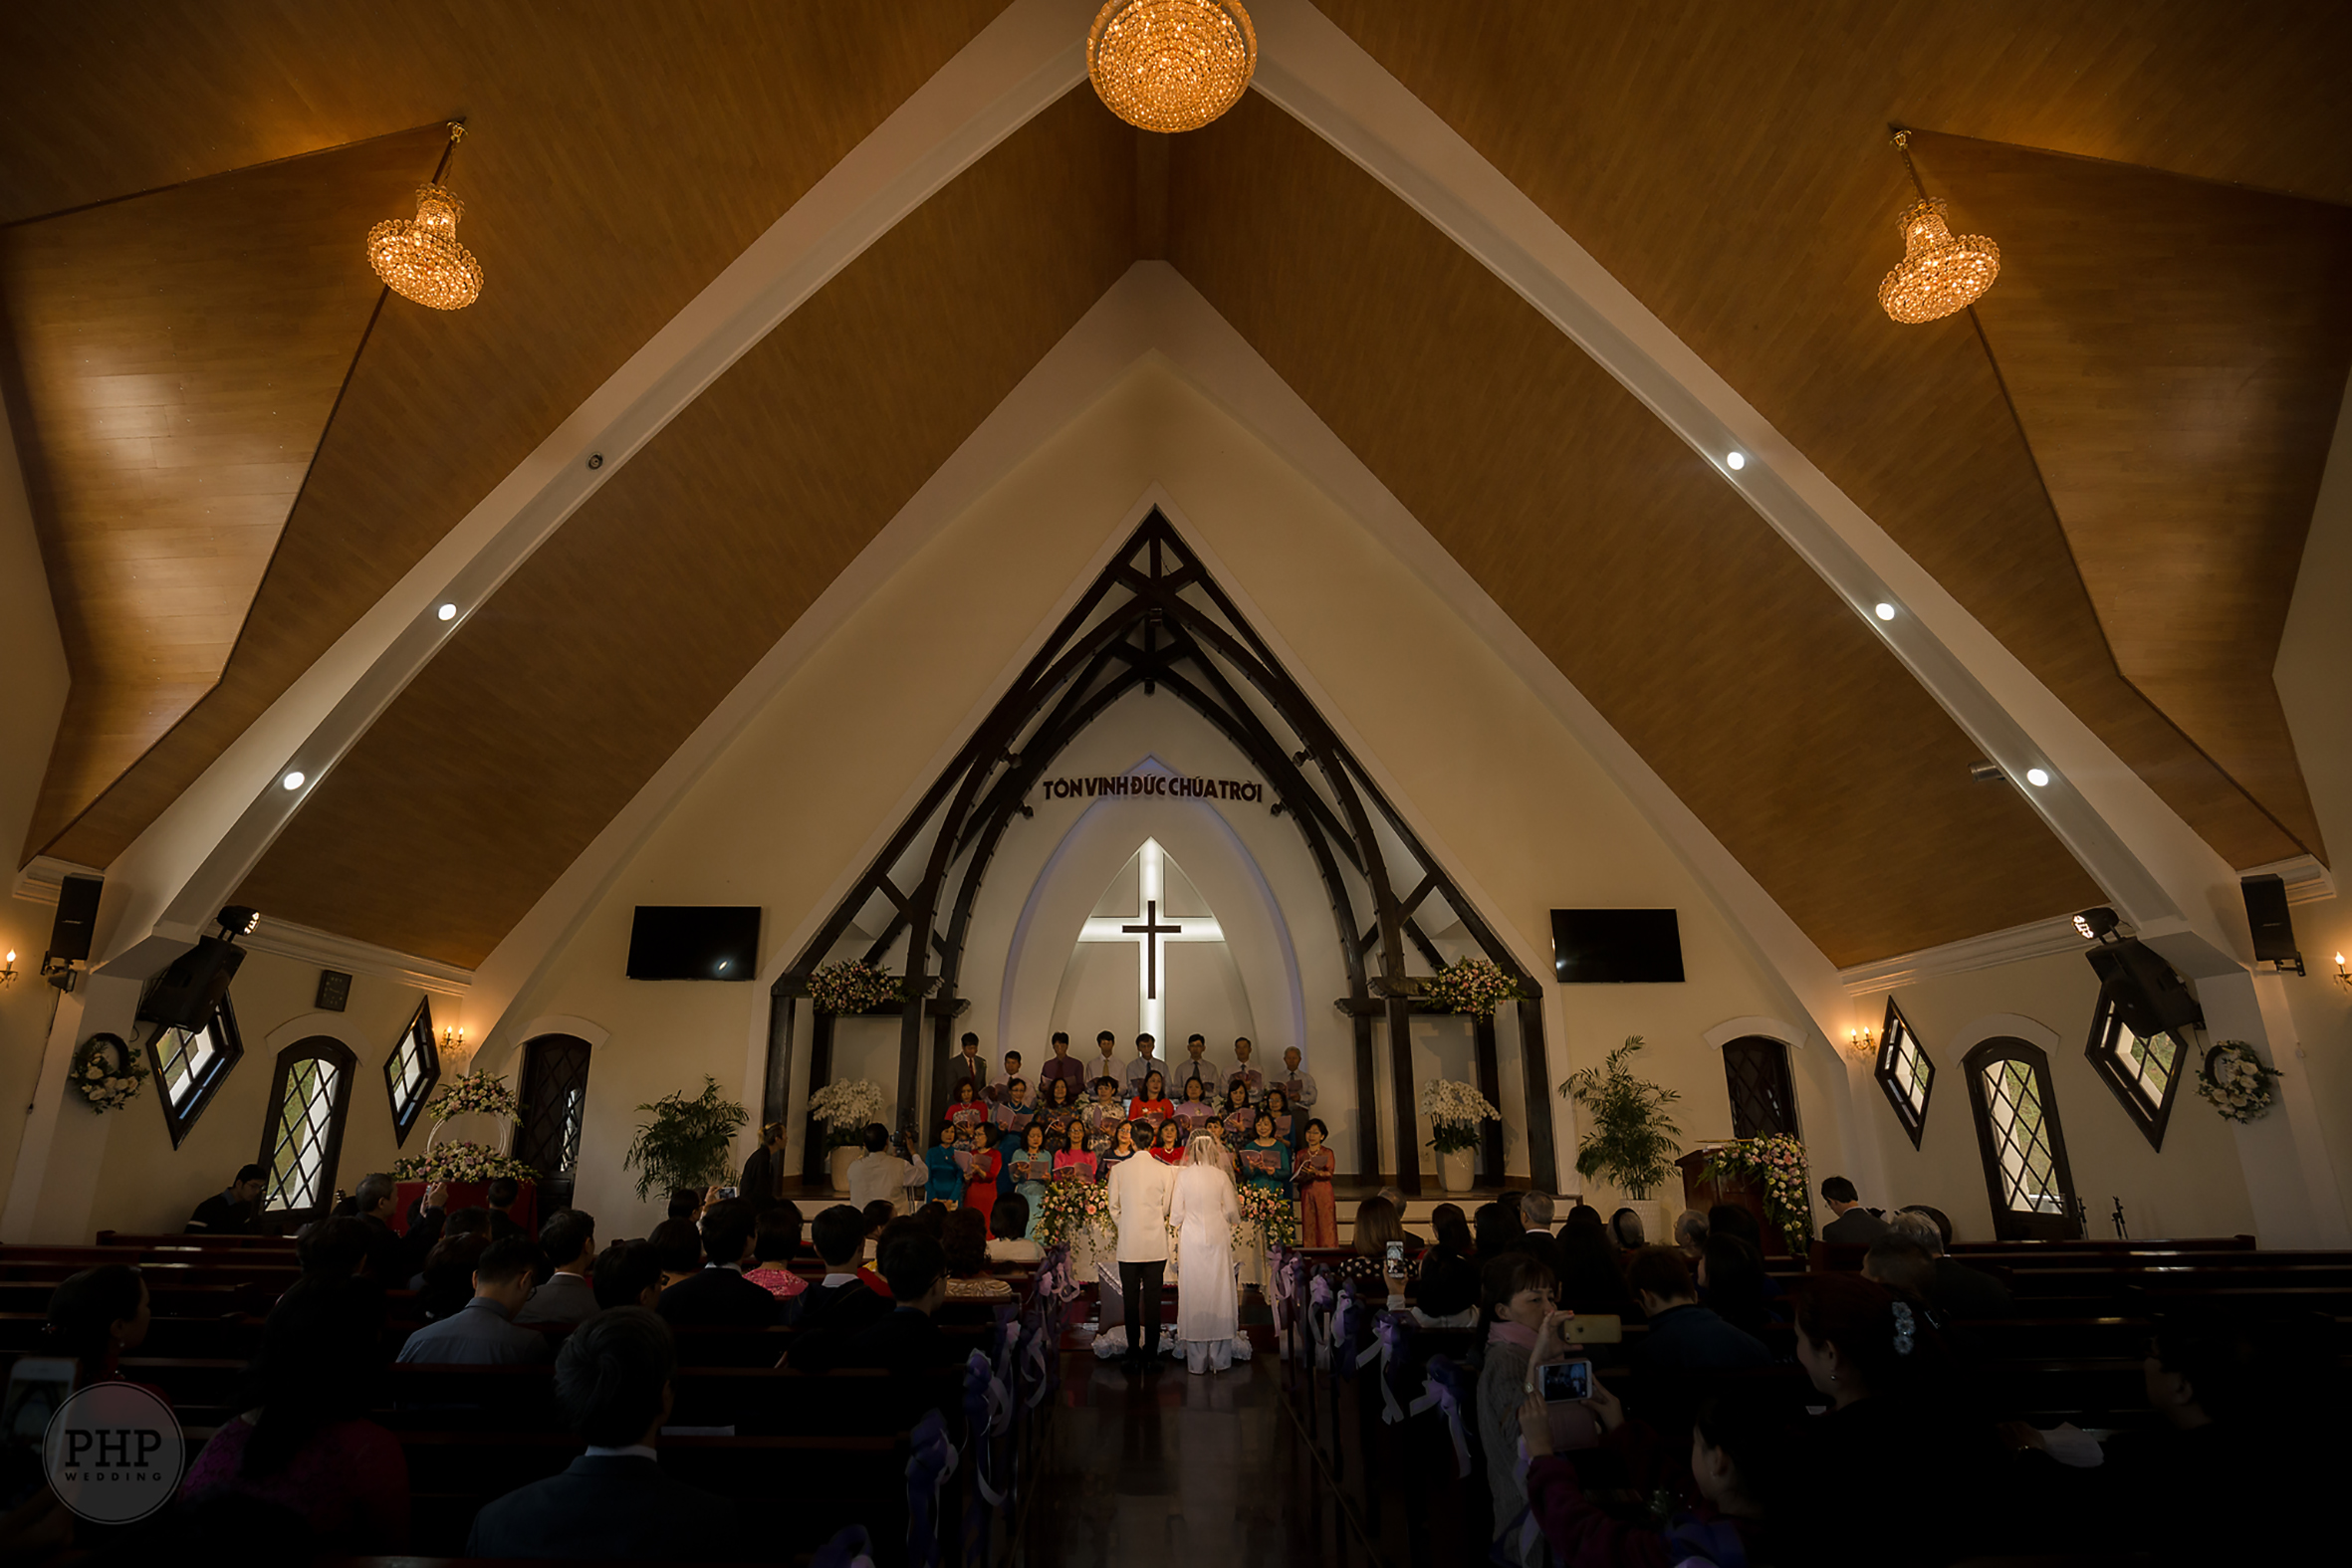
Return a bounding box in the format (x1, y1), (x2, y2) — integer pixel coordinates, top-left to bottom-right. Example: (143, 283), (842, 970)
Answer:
(806, 959), (903, 1015)
(2195, 1040), (2281, 1124)
(1700, 1134), (1813, 1251)
(72, 1032), (148, 1113)
(1418, 958), (1529, 1020)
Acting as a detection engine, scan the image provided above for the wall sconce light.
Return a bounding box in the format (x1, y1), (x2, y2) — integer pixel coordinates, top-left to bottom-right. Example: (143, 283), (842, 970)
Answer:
(2334, 954), (2350, 994)
(442, 1025), (467, 1055)
(1847, 1024), (1875, 1056)
(0, 951), (15, 989)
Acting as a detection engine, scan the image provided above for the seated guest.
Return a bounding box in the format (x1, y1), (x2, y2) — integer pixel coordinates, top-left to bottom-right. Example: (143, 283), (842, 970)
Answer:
(1817, 1175), (1888, 1243)
(1472, 1201), (1525, 1260)
(45, 1264), (150, 1382)
(1887, 1208), (2015, 1319)
(1673, 1208), (1710, 1261)
(941, 1208), (1013, 1300)
(859, 1200), (895, 1258)
(1519, 1378), (1782, 1567)
(414, 1233), (489, 1321)
(466, 1308), (740, 1561)
(1696, 1233), (1776, 1337)
(1555, 1219), (1642, 1322)
(647, 1218), (705, 1290)
(293, 1217), (376, 1285)
(186, 1163), (268, 1234)
(1375, 1186), (1427, 1247)
(656, 1199), (780, 1327)
(1410, 1205), (1480, 1328)
(666, 1188), (704, 1223)
(350, 1172), (436, 1284)
(484, 1176), (526, 1241)
(1339, 1197), (1418, 1289)
(796, 1204), (891, 1337)
(1562, 1201), (1603, 1233)
(985, 1194), (1043, 1265)
(742, 1206), (811, 1311)
(1860, 1234), (1939, 1305)
(1705, 1203), (1764, 1250)
(1627, 1246), (1769, 1373)
(395, 1236), (553, 1365)
(517, 1210), (598, 1326)
(1606, 1207), (1646, 1249)
(1519, 1191), (1567, 1281)
(792, 1232), (951, 1377)
(590, 1240), (665, 1313)
(857, 1217), (914, 1300)
(180, 1277), (407, 1551)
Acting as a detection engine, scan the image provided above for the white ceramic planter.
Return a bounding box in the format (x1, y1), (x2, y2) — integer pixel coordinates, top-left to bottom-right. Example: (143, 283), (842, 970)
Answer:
(827, 1144), (858, 1194)
(1438, 1148), (1476, 1193)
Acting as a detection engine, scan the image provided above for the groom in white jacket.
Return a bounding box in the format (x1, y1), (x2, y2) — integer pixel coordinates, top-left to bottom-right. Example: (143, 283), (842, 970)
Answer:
(1106, 1142), (1176, 1372)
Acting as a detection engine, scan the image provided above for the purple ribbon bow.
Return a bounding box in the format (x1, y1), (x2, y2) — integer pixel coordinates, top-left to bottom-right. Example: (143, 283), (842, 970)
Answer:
(1365, 1311), (1412, 1424)
(1408, 1354), (1473, 1478)
(904, 1410), (958, 1568)
(962, 1349), (1013, 1507)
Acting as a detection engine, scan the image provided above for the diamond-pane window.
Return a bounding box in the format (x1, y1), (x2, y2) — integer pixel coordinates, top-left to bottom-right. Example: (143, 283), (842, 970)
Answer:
(2084, 983), (2186, 1150)
(1961, 1037), (2081, 1240)
(145, 996), (244, 1148)
(256, 1038), (356, 1222)
(1722, 1037), (1799, 1139)
(1873, 999), (1935, 1147)
(386, 1001), (442, 1146)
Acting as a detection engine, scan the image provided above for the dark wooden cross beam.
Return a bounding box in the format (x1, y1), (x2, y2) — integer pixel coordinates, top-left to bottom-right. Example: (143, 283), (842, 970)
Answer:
(1122, 899), (1182, 1000)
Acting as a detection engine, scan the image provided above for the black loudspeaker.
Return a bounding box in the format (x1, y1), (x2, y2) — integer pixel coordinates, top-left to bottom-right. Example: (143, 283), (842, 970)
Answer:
(137, 937), (245, 1030)
(46, 874), (102, 963)
(2086, 939), (2203, 1038)
(2240, 874), (2301, 969)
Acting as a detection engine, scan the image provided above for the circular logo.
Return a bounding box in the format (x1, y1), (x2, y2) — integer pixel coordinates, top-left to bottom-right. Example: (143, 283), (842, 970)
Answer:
(43, 1382), (184, 1523)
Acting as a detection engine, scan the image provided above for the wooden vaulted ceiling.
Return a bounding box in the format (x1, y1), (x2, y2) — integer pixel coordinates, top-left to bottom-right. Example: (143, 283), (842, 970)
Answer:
(4, 2), (2347, 976)
(1315, 0), (2352, 868)
(0, 0), (1012, 868)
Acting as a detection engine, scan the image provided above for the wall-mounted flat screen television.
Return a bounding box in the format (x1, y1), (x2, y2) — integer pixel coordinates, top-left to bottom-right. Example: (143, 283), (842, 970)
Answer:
(627, 906), (761, 981)
(1550, 908), (1684, 985)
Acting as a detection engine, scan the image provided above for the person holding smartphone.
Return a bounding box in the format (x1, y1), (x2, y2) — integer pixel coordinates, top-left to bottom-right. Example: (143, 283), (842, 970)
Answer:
(1475, 1253), (1560, 1566)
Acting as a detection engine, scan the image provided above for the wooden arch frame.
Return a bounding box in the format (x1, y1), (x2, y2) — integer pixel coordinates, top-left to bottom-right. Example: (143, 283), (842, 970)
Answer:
(766, 511), (1554, 1192)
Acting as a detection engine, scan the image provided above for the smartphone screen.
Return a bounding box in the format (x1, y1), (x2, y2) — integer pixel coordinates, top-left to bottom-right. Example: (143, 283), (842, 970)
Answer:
(1383, 1239), (1405, 1266)
(718, 1187), (740, 1201)
(1536, 1359), (1591, 1403)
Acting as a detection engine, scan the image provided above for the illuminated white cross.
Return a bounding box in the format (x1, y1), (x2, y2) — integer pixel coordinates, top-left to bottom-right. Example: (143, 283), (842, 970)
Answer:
(1078, 837), (1224, 1044)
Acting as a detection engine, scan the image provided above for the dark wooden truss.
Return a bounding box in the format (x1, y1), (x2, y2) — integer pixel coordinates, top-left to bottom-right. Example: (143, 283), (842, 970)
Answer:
(768, 511), (1555, 1192)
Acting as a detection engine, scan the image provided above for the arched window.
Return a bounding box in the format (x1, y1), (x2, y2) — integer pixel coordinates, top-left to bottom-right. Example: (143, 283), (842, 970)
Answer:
(148, 996), (244, 1148)
(2083, 984), (2185, 1150)
(385, 1001), (442, 1146)
(258, 1037), (356, 1221)
(1873, 999), (1935, 1148)
(516, 1034), (593, 1213)
(1721, 1036), (1799, 1139)
(1961, 1037), (2082, 1240)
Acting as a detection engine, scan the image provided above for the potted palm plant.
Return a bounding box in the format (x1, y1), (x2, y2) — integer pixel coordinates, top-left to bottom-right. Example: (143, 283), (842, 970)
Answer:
(623, 1077), (749, 1203)
(1559, 1037), (1682, 1237)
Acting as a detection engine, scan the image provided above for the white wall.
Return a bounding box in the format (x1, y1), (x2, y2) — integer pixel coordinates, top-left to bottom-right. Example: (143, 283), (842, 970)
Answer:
(484, 361), (1828, 1234)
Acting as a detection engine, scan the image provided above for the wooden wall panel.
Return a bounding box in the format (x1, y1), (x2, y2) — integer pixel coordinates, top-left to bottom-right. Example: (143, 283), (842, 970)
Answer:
(233, 89), (1136, 968)
(2, 1), (1011, 869)
(1312, 0), (2352, 870)
(1913, 131), (2352, 860)
(0, 126), (446, 852)
(1169, 94), (2101, 967)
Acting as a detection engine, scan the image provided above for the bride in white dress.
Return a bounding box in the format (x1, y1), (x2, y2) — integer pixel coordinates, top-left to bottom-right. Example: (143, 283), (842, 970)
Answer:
(1168, 1134), (1248, 1374)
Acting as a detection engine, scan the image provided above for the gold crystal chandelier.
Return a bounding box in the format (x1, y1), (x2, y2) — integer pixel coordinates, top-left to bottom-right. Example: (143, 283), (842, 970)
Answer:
(1087, 0), (1257, 134)
(1876, 130), (1999, 324)
(367, 122), (483, 311)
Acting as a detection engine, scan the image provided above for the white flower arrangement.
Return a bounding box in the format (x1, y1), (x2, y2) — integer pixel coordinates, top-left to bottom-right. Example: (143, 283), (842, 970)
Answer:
(71, 1033), (147, 1114)
(2195, 1040), (2281, 1124)
(429, 1070), (521, 1122)
(1419, 957), (1527, 1020)
(391, 1141), (539, 1184)
(1419, 1077), (1503, 1155)
(808, 1078), (888, 1150)
(806, 959), (901, 1014)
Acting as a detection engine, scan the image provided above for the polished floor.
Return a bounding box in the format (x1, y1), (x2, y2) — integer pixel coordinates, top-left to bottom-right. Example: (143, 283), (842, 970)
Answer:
(1022, 1350), (1367, 1566)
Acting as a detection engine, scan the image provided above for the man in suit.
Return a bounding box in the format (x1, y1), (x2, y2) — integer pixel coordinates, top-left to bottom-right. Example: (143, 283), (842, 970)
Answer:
(349, 1171), (443, 1284)
(1378, 1186), (1429, 1250)
(791, 1232), (950, 1376)
(1172, 1034), (1222, 1097)
(467, 1307), (740, 1560)
(517, 1209), (598, 1327)
(1819, 1175), (1890, 1244)
(1518, 1190), (1567, 1282)
(484, 1176), (527, 1242)
(396, 1235), (555, 1365)
(1887, 1208), (2015, 1318)
(1106, 1136), (1176, 1371)
(656, 1199), (780, 1327)
(794, 1204), (892, 1337)
(185, 1164), (266, 1234)
(948, 1032), (989, 1098)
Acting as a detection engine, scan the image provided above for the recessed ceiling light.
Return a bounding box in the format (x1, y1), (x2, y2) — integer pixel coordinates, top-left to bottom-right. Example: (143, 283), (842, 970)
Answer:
(437, 602), (457, 621)
(1725, 451), (1747, 470)
(281, 771), (306, 790)
(2024, 768), (2050, 787)
(1873, 601), (1897, 621)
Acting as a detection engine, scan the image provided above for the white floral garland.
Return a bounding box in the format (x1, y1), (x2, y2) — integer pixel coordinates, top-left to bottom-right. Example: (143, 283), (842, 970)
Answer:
(1419, 957), (1526, 1019)
(2195, 1040), (2281, 1124)
(429, 1069), (522, 1122)
(807, 959), (901, 1014)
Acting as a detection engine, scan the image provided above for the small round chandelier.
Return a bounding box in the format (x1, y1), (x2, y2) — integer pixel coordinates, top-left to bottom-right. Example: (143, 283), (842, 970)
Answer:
(1876, 131), (1999, 324)
(1087, 0), (1257, 134)
(366, 122), (483, 311)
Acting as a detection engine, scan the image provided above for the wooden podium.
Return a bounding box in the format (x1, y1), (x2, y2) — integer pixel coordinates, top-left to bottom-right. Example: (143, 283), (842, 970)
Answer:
(1677, 1146), (1788, 1257)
